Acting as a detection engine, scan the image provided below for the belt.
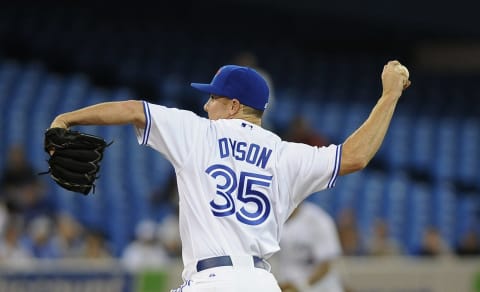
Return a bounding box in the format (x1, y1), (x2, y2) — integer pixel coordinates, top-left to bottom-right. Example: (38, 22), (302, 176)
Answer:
(196, 255), (269, 272)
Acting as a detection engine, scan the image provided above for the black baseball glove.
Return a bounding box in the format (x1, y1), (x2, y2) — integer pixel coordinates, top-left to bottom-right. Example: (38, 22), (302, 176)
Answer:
(41, 127), (112, 195)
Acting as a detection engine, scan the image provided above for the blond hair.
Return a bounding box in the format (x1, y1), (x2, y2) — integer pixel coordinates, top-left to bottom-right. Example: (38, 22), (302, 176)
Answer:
(241, 105), (264, 119)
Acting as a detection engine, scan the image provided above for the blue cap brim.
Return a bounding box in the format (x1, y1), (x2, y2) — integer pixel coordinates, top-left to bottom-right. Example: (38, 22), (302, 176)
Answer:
(190, 83), (224, 96)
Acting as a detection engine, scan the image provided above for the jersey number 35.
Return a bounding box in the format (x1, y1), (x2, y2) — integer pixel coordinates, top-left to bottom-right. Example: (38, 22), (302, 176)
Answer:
(205, 164), (273, 226)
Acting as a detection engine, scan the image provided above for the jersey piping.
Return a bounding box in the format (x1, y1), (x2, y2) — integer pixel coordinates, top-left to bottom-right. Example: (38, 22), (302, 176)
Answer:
(327, 144), (342, 188)
(141, 100), (152, 145)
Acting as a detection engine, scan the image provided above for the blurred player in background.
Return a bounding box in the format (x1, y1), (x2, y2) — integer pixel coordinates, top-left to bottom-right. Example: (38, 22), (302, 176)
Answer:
(48, 60), (410, 291)
(277, 201), (346, 292)
(121, 219), (170, 272)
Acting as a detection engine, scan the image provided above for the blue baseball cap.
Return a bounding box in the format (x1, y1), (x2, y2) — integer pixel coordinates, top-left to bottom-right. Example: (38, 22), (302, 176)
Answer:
(191, 65), (269, 111)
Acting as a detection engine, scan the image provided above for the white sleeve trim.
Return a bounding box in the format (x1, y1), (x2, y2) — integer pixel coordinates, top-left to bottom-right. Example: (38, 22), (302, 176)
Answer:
(141, 100), (152, 145)
(327, 144), (342, 188)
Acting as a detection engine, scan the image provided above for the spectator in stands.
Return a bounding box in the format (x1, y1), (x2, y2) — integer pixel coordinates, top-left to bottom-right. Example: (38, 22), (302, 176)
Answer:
(455, 229), (480, 256)
(336, 208), (364, 256)
(0, 203), (8, 237)
(22, 215), (60, 259)
(121, 219), (170, 271)
(50, 213), (84, 258)
(81, 229), (112, 259)
(0, 145), (57, 224)
(366, 218), (403, 256)
(415, 226), (452, 257)
(0, 145), (36, 191)
(283, 115), (330, 147)
(0, 216), (32, 266)
(1, 145), (39, 212)
(276, 201), (346, 292)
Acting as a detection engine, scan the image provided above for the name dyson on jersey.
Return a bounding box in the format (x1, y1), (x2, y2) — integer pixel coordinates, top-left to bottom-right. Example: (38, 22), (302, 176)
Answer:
(218, 137), (272, 169)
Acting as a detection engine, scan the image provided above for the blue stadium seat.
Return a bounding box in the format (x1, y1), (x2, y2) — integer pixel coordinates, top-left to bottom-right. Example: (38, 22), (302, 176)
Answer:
(383, 115), (412, 170)
(432, 118), (458, 181)
(315, 102), (345, 142)
(405, 182), (431, 253)
(383, 172), (410, 244)
(341, 103), (369, 141)
(331, 171), (364, 216)
(455, 195), (480, 244)
(270, 89), (300, 133)
(309, 188), (335, 215)
(457, 118), (480, 185)
(410, 116), (435, 172)
(432, 183), (457, 247)
(356, 172), (385, 241)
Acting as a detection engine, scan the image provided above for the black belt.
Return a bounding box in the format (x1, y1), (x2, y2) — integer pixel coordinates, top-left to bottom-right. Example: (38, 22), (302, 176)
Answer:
(196, 255), (268, 272)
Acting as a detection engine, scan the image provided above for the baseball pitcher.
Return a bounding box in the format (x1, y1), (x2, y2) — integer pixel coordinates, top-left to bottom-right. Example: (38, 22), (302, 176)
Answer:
(47, 60), (410, 291)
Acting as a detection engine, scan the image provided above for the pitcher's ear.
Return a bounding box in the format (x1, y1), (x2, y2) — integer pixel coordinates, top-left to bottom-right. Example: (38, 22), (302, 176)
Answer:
(230, 99), (241, 113)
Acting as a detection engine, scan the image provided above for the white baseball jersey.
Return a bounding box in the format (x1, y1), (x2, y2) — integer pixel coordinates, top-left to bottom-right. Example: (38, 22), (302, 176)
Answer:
(135, 102), (342, 280)
(278, 202), (344, 292)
